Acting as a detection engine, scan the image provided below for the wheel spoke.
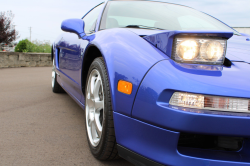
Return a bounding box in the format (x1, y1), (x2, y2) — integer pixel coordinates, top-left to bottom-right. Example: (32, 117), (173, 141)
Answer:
(86, 94), (95, 108)
(95, 100), (104, 111)
(87, 110), (93, 126)
(90, 76), (96, 98)
(93, 75), (101, 98)
(91, 122), (97, 140)
(94, 117), (102, 138)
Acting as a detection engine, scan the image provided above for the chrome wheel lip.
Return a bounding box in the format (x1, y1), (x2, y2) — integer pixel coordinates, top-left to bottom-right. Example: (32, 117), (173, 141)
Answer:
(86, 69), (104, 147)
(52, 60), (56, 88)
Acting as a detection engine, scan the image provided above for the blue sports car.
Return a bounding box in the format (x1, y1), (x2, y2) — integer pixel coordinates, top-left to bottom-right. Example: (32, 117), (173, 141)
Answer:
(52, 0), (250, 165)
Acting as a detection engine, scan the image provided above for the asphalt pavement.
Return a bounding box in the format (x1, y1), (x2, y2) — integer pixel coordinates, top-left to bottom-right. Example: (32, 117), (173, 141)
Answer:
(0, 67), (133, 166)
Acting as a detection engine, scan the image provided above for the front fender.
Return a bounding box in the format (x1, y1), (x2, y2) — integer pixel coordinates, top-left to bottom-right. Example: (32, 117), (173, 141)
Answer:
(90, 28), (169, 116)
(132, 59), (250, 136)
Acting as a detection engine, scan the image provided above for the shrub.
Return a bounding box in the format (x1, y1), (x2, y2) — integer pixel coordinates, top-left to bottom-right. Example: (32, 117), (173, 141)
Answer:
(31, 40), (51, 53)
(14, 39), (32, 52)
(15, 39), (51, 53)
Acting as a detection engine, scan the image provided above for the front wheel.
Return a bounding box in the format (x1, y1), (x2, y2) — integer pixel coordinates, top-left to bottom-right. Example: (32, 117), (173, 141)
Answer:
(85, 57), (119, 160)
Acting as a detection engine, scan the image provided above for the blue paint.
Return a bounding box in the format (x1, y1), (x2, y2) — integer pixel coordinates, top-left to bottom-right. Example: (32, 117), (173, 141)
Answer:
(61, 19), (86, 38)
(91, 28), (169, 116)
(240, 33), (250, 37)
(226, 35), (250, 63)
(114, 112), (250, 165)
(52, 0), (250, 165)
(132, 59), (250, 136)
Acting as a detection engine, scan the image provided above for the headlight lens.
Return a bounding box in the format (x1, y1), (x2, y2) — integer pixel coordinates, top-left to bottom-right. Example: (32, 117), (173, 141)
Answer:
(200, 41), (224, 61)
(172, 38), (227, 65)
(170, 92), (250, 113)
(177, 40), (199, 60)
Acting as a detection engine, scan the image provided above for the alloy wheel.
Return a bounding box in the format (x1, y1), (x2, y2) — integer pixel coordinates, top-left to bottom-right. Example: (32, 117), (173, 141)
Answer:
(52, 60), (56, 88)
(86, 69), (105, 147)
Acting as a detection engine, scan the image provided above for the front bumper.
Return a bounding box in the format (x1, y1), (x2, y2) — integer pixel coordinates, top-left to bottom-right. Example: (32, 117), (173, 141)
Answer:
(117, 144), (164, 166)
(114, 112), (250, 166)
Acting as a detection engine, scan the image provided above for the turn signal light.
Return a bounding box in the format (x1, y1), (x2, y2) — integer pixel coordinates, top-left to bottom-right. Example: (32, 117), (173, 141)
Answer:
(170, 92), (250, 113)
(118, 80), (132, 95)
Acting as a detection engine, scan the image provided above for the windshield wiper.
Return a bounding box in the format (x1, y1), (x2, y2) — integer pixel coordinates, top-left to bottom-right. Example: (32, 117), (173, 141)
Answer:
(125, 25), (165, 30)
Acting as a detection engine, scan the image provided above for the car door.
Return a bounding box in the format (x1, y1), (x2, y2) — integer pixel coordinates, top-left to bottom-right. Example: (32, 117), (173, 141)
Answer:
(57, 3), (104, 102)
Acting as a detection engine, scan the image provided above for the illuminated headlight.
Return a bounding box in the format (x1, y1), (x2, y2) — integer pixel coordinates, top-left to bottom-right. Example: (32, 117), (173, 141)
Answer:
(177, 40), (199, 60)
(169, 92), (250, 113)
(172, 38), (227, 65)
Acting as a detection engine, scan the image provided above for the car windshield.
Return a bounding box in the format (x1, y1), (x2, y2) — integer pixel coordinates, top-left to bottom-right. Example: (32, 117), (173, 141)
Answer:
(100, 1), (240, 35)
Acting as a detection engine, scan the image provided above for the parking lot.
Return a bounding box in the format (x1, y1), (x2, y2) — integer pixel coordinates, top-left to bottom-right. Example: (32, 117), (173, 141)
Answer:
(0, 67), (133, 166)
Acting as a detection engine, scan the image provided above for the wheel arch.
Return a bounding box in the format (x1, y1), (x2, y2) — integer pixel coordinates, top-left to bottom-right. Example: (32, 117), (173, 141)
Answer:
(51, 45), (54, 61)
(51, 43), (57, 61)
(81, 45), (103, 96)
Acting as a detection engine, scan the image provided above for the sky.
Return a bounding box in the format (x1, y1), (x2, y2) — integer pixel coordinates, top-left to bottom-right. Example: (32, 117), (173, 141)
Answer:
(1, 0), (250, 43)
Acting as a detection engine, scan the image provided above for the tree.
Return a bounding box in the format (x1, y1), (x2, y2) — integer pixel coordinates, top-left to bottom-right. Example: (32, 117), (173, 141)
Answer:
(0, 11), (19, 45)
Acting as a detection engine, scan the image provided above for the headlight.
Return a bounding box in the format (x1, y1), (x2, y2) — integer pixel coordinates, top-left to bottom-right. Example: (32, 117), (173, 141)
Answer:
(172, 37), (227, 65)
(170, 92), (250, 113)
(177, 40), (199, 60)
(200, 41), (224, 61)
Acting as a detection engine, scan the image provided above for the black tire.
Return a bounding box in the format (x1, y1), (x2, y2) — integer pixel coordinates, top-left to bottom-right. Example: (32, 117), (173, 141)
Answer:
(52, 59), (65, 93)
(85, 57), (119, 160)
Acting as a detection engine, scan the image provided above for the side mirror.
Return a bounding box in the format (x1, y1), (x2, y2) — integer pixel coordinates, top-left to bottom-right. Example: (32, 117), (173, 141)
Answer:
(61, 19), (85, 38)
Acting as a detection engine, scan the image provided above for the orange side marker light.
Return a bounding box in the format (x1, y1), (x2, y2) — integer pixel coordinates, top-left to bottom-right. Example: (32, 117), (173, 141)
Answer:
(118, 80), (133, 95)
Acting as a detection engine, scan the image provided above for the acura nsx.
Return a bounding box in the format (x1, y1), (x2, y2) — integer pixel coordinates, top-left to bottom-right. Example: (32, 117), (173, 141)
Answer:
(52, 0), (250, 165)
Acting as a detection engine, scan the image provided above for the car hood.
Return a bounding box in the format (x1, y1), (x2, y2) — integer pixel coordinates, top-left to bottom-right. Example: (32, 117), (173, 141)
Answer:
(126, 28), (164, 37)
(127, 28), (250, 63)
(226, 35), (250, 63)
